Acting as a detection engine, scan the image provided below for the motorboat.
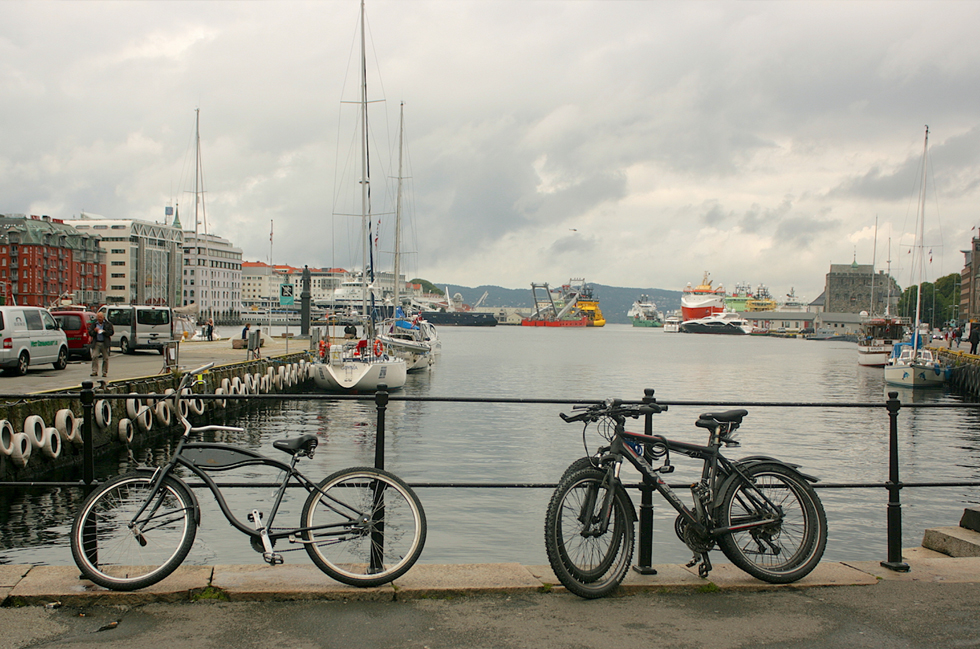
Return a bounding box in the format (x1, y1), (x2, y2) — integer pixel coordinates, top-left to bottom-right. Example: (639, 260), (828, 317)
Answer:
(884, 341), (949, 387)
(663, 314), (682, 333)
(857, 316), (907, 367)
(679, 311), (753, 335)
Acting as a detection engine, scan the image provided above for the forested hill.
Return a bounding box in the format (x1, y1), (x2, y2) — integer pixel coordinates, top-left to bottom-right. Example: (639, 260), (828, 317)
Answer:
(433, 283), (682, 325)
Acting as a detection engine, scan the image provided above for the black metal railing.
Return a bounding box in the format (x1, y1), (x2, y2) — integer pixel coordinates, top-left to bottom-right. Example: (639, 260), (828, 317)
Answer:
(2, 383), (980, 574)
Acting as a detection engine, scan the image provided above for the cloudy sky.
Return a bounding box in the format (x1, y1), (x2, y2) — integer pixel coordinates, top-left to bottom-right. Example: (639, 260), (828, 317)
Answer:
(2, 1), (979, 301)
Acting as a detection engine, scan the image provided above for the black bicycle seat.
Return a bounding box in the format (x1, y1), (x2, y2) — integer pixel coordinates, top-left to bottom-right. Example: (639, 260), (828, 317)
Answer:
(273, 434), (319, 456)
(697, 409), (748, 424)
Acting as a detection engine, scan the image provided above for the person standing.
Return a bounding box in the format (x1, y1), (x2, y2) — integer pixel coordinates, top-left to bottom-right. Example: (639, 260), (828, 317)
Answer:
(207, 318), (214, 341)
(242, 322), (251, 339)
(88, 312), (114, 378)
(970, 323), (980, 355)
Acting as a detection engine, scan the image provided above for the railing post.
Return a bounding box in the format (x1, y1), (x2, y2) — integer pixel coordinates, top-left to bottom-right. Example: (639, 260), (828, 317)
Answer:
(881, 391), (910, 572)
(370, 384), (389, 574)
(633, 388), (658, 575)
(80, 381), (95, 486)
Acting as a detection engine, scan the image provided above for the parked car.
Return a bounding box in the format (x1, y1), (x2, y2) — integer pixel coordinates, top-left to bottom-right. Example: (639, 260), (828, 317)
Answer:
(51, 310), (97, 360)
(98, 305), (174, 354)
(0, 306), (70, 375)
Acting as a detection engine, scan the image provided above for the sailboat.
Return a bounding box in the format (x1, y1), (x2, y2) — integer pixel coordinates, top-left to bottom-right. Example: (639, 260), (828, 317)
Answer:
(883, 127), (948, 388)
(858, 237), (908, 367)
(376, 102), (439, 372)
(312, 0), (407, 391)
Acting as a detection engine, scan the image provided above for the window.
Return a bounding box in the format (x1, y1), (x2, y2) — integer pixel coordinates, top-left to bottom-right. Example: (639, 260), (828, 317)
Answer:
(24, 309), (43, 330)
(111, 273), (125, 278)
(138, 309), (170, 325)
(111, 249), (125, 254)
(111, 261), (125, 266)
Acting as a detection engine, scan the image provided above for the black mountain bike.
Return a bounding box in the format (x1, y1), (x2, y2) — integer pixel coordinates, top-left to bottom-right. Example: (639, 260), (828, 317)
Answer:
(544, 398), (827, 598)
(70, 363), (426, 591)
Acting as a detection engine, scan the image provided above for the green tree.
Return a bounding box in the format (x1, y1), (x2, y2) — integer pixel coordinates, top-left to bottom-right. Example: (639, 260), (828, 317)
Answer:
(897, 272), (960, 328)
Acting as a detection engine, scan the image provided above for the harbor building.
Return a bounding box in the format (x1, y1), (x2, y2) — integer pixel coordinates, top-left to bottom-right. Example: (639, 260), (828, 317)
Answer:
(67, 213), (183, 307)
(0, 214), (106, 308)
(823, 261), (900, 315)
(181, 230), (243, 324)
(960, 237), (980, 322)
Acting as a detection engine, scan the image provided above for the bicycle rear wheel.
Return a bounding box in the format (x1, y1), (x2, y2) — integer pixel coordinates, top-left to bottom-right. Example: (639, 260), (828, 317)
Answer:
(302, 467), (426, 587)
(70, 472), (197, 591)
(716, 462), (827, 583)
(544, 467), (634, 599)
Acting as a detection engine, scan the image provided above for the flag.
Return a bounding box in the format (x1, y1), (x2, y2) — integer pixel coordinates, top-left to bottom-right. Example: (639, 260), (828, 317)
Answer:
(929, 249), (933, 263)
(270, 221), (274, 243)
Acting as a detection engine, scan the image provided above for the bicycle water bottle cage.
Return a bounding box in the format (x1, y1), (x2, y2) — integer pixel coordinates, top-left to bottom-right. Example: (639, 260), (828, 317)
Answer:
(273, 434), (319, 457)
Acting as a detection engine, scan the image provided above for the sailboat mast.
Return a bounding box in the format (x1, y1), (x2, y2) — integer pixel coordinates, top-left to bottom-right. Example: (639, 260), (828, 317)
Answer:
(393, 102), (404, 311)
(359, 0), (370, 317)
(912, 125), (929, 347)
(870, 216), (877, 314)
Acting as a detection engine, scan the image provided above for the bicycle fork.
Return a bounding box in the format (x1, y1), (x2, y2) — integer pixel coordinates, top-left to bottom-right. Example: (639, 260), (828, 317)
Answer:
(577, 463), (621, 538)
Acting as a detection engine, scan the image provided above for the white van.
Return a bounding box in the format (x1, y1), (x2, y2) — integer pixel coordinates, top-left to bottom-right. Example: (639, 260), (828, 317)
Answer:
(0, 306), (70, 375)
(99, 305), (174, 354)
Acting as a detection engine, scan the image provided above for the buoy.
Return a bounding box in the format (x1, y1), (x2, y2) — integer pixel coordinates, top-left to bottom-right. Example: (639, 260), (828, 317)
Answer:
(95, 400), (111, 429)
(55, 409), (76, 441)
(0, 420), (14, 456)
(135, 406), (153, 432)
(155, 400), (172, 426)
(10, 432), (31, 467)
(41, 427), (61, 459)
(126, 394), (143, 420)
(24, 415), (45, 450)
(118, 418), (134, 444)
(69, 418), (83, 446)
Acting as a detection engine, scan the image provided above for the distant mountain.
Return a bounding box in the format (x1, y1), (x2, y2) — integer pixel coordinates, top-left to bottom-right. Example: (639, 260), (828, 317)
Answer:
(434, 282), (683, 325)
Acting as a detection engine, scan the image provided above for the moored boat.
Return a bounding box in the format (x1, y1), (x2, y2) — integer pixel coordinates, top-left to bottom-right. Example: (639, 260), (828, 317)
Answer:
(679, 311), (753, 335)
(628, 295), (663, 327)
(857, 316), (908, 367)
(681, 272), (726, 320)
(663, 314), (682, 333)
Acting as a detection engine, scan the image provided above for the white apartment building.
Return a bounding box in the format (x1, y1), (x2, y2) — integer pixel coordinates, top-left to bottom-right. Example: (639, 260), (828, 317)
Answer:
(182, 231), (242, 323)
(66, 213), (182, 306)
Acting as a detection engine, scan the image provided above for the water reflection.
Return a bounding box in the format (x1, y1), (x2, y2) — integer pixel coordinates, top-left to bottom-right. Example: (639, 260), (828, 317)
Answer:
(3, 325), (980, 568)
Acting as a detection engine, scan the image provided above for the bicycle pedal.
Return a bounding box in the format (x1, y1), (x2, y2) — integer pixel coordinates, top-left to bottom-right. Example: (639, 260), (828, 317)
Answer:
(263, 552), (284, 566)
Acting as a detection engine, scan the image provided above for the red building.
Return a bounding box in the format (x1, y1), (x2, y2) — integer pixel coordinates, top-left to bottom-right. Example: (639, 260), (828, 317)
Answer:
(0, 214), (106, 308)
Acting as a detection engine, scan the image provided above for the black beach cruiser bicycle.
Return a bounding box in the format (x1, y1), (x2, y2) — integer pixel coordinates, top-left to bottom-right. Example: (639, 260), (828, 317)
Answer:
(544, 398), (827, 598)
(70, 363), (426, 591)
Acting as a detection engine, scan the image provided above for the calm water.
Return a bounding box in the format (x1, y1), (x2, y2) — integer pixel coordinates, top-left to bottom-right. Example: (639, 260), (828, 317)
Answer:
(2, 325), (979, 568)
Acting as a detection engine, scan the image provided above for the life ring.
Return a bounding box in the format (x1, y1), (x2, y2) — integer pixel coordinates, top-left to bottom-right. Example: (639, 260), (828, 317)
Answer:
(95, 400), (111, 429)
(0, 420), (14, 456)
(55, 409), (76, 442)
(318, 340), (328, 358)
(126, 394), (142, 420)
(24, 415), (46, 450)
(118, 418), (134, 444)
(10, 432), (31, 467)
(155, 400), (172, 426)
(41, 428), (61, 460)
(374, 340), (384, 357)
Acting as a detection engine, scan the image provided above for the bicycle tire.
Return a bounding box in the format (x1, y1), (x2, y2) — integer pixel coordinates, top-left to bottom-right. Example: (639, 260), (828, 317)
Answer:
(544, 467), (634, 599)
(715, 462), (827, 583)
(302, 467), (426, 587)
(70, 472), (197, 591)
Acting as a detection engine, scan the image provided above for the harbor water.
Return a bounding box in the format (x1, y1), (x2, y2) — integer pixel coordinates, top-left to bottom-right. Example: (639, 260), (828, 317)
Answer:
(2, 325), (979, 569)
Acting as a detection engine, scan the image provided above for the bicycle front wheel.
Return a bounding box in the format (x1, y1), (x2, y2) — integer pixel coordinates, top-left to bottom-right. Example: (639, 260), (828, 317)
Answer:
(544, 467), (634, 599)
(302, 467), (426, 587)
(70, 472), (197, 591)
(716, 462), (827, 583)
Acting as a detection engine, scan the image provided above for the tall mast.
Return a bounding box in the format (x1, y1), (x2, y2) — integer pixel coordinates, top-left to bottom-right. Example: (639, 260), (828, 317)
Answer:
(359, 0), (370, 317)
(869, 216), (877, 314)
(912, 125), (929, 347)
(393, 102), (404, 311)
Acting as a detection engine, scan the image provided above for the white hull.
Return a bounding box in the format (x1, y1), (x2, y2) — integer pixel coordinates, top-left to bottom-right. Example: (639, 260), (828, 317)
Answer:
(857, 344), (892, 367)
(883, 361), (946, 388)
(311, 358), (407, 391)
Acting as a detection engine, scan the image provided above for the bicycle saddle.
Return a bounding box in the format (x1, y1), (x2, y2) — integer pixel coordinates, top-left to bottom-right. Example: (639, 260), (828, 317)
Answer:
(696, 410), (748, 427)
(273, 434), (319, 456)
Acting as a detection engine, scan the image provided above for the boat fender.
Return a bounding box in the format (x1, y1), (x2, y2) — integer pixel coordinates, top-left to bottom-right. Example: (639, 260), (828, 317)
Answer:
(55, 409), (76, 440)
(135, 406), (153, 432)
(95, 400), (112, 430)
(126, 394), (142, 420)
(24, 415), (46, 450)
(41, 427), (61, 459)
(214, 387), (226, 409)
(10, 432), (31, 467)
(69, 418), (84, 446)
(155, 400), (172, 426)
(118, 418), (134, 444)
(0, 420), (14, 456)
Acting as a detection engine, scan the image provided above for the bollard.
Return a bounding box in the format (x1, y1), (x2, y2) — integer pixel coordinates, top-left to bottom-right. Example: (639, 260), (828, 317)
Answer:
(881, 391), (910, 572)
(633, 388), (658, 575)
(371, 384), (389, 573)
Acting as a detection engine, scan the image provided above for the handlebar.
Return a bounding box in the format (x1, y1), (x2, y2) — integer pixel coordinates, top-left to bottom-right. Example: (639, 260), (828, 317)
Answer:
(560, 399), (666, 423)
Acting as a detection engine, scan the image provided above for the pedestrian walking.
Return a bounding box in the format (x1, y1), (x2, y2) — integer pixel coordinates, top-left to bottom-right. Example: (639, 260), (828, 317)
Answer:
(88, 312), (114, 378)
(242, 322), (251, 339)
(970, 324), (980, 355)
(207, 318), (214, 341)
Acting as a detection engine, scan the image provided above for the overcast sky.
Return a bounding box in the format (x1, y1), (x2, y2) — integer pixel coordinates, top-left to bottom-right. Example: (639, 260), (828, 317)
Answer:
(2, 1), (979, 301)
